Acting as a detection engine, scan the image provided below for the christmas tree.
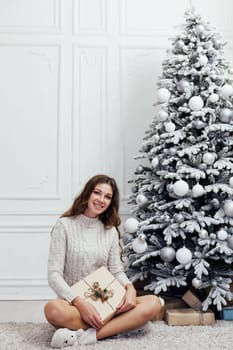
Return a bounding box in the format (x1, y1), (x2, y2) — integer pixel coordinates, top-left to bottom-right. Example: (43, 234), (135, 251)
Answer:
(123, 8), (233, 311)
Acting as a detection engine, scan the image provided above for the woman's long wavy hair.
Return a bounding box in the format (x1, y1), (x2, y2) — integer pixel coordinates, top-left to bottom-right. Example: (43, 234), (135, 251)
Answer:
(61, 174), (121, 229)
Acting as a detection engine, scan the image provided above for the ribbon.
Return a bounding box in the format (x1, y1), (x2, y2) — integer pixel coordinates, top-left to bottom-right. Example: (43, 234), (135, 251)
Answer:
(84, 281), (114, 303)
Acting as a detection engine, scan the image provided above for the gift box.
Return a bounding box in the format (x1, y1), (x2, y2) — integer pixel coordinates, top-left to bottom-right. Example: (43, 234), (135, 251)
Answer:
(182, 290), (202, 311)
(71, 266), (126, 324)
(152, 297), (187, 321)
(165, 308), (215, 326)
(221, 306), (233, 320)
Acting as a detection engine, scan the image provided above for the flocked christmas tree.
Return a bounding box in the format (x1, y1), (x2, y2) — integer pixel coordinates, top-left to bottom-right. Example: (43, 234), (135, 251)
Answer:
(123, 8), (233, 311)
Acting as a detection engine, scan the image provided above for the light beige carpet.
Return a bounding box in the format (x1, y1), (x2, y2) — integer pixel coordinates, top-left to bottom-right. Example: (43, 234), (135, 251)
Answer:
(0, 321), (232, 350)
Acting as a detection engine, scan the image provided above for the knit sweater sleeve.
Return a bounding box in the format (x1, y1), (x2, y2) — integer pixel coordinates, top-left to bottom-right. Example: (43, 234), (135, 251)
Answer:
(47, 220), (78, 303)
(107, 227), (132, 286)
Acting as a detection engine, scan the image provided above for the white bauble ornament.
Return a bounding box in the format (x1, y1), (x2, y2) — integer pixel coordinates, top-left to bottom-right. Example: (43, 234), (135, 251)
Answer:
(132, 234), (148, 254)
(160, 246), (176, 262)
(221, 84), (233, 97)
(136, 165), (144, 174)
(156, 88), (171, 103)
(174, 213), (184, 223)
(202, 152), (215, 165)
(228, 236), (233, 249)
(176, 247), (192, 265)
(177, 80), (190, 92)
(224, 200), (233, 217)
(199, 229), (208, 239)
(209, 93), (219, 103)
(199, 55), (208, 66)
(122, 233), (133, 245)
(192, 277), (202, 289)
(173, 180), (189, 197)
(188, 96), (204, 111)
(229, 177), (233, 187)
(194, 120), (205, 129)
(131, 185), (138, 193)
(157, 110), (168, 121)
(151, 157), (159, 168)
(165, 122), (176, 133)
(192, 183), (205, 197)
(228, 68), (233, 75)
(219, 108), (233, 123)
(124, 218), (139, 233)
(136, 193), (148, 205)
(217, 229), (228, 241)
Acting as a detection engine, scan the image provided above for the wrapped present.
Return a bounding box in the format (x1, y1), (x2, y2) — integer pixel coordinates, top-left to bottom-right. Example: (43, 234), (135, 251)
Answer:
(182, 290), (202, 311)
(152, 297), (187, 321)
(165, 308), (215, 326)
(71, 266), (126, 324)
(221, 306), (233, 320)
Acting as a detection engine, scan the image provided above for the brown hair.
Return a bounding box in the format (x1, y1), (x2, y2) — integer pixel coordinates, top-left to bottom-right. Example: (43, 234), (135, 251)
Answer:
(61, 174), (121, 229)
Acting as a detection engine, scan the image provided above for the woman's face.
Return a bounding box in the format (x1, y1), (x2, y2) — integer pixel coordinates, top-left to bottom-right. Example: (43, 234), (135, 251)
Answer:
(84, 182), (113, 218)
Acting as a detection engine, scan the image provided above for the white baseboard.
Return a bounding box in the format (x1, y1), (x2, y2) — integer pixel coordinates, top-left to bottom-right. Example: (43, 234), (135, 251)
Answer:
(0, 300), (48, 323)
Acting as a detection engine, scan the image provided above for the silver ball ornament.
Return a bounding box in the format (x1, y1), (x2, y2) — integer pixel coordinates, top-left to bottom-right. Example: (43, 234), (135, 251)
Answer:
(176, 247), (192, 265)
(199, 55), (208, 66)
(192, 183), (205, 198)
(132, 235), (148, 254)
(156, 88), (171, 103)
(136, 194), (148, 205)
(122, 233), (133, 245)
(157, 110), (168, 121)
(199, 229), (208, 239)
(203, 152), (216, 165)
(173, 180), (189, 197)
(192, 277), (202, 289)
(165, 122), (176, 133)
(224, 200), (233, 217)
(131, 185), (138, 193)
(221, 84), (233, 97)
(160, 246), (176, 262)
(124, 218), (139, 233)
(136, 165), (144, 174)
(174, 213), (184, 223)
(219, 108), (233, 123)
(217, 229), (228, 241)
(188, 96), (204, 111)
(209, 93), (219, 103)
(177, 80), (190, 92)
(194, 120), (205, 129)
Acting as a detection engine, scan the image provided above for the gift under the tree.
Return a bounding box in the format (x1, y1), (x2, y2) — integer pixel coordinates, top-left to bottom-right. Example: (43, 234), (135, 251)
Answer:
(182, 290), (202, 311)
(71, 266), (126, 324)
(221, 306), (233, 320)
(165, 308), (215, 326)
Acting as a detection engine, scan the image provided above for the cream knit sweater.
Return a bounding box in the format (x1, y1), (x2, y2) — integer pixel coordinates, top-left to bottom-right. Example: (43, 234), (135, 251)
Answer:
(48, 214), (131, 303)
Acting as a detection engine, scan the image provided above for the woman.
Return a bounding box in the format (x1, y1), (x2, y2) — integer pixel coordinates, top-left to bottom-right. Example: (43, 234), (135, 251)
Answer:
(44, 174), (163, 347)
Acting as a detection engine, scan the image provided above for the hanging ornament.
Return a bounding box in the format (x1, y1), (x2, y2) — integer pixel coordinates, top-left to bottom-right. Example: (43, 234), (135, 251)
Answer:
(192, 277), (202, 289)
(228, 68), (233, 75)
(135, 165), (144, 174)
(176, 247), (192, 265)
(198, 55), (208, 66)
(157, 110), (168, 121)
(151, 157), (159, 168)
(165, 121), (176, 133)
(174, 213), (184, 223)
(211, 198), (220, 209)
(160, 246), (176, 262)
(156, 88), (171, 103)
(193, 120), (205, 129)
(131, 185), (138, 193)
(199, 229), (208, 239)
(221, 84), (233, 97)
(124, 218), (139, 233)
(219, 108), (233, 123)
(132, 234), (148, 253)
(141, 143), (150, 152)
(209, 93), (219, 103)
(173, 180), (189, 197)
(228, 236), (233, 249)
(122, 232), (133, 245)
(202, 152), (216, 165)
(229, 177), (233, 187)
(188, 96), (204, 111)
(217, 229), (228, 241)
(224, 200), (233, 217)
(192, 183), (205, 198)
(136, 193), (148, 205)
(177, 80), (190, 92)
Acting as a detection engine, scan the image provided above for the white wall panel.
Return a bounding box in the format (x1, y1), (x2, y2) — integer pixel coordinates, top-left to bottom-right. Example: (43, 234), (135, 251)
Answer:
(0, 45), (60, 199)
(72, 46), (107, 194)
(0, 0), (60, 33)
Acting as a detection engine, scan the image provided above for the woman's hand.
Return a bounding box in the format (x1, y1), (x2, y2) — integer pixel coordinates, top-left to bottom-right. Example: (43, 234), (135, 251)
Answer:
(116, 284), (137, 315)
(72, 297), (103, 329)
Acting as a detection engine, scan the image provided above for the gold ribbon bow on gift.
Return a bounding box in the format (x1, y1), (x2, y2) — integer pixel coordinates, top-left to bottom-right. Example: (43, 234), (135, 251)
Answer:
(84, 281), (114, 303)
